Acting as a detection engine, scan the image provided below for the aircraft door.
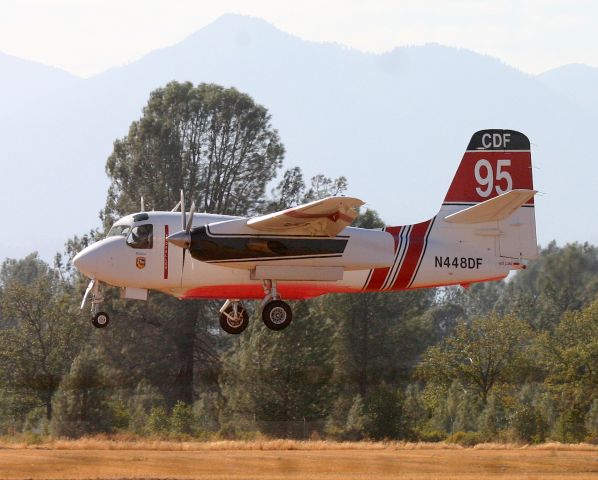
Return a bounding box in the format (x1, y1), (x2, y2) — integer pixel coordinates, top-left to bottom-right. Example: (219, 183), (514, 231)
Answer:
(123, 222), (182, 289)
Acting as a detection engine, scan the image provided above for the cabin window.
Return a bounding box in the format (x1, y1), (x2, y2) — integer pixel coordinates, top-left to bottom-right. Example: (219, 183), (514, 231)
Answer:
(126, 224), (153, 249)
(107, 224), (131, 237)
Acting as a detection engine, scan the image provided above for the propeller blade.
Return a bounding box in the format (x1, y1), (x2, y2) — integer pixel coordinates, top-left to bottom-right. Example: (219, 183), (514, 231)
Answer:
(186, 201), (196, 233)
(171, 200), (181, 212)
(81, 279), (95, 309)
(180, 189), (186, 231)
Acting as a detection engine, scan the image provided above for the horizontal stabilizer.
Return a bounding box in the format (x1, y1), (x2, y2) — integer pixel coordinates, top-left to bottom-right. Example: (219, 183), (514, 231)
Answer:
(443, 189), (536, 224)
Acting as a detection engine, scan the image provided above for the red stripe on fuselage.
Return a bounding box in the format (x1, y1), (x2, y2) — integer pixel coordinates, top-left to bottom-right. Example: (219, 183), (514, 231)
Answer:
(391, 220), (432, 290)
(164, 225), (169, 280)
(365, 226), (403, 290)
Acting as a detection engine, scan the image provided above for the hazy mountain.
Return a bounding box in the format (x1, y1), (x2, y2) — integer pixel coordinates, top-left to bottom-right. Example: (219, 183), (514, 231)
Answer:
(1, 14), (597, 261)
(0, 51), (80, 116)
(538, 64), (598, 112)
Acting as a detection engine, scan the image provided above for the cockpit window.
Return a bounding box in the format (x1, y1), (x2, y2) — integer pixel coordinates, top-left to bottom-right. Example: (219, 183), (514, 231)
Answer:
(107, 224), (131, 237)
(126, 224), (153, 249)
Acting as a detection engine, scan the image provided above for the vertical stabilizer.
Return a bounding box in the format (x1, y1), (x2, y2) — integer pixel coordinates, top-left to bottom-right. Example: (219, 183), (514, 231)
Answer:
(442, 129), (537, 260)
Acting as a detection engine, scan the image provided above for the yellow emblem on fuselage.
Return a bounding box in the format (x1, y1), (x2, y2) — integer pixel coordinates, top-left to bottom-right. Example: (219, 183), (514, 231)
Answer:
(136, 256), (146, 270)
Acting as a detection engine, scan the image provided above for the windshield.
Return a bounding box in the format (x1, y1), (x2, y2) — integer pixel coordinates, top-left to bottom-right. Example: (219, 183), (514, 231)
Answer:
(107, 224), (132, 237)
(126, 224), (153, 249)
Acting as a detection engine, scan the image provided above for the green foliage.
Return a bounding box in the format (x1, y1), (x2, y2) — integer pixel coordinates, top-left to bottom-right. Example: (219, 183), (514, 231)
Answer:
(507, 242), (598, 329)
(477, 392), (507, 439)
(539, 299), (598, 399)
(364, 383), (402, 440)
(401, 384), (427, 440)
(220, 302), (334, 438)
(510, 385), (548, 443)
(170, 401), (195, 436)
(445, 430), (485, 446)
(1, 84), (597, 449)
(147, 406), (170, 435)
(103, 81), (285, 224)
(417, 313), (532, 402)
(127, 380), (166, 435)
(50, 349), (114, 438)
(584, 399), (598, 442)
(0, 254), (86, 421)
(340, 395), (369, 440)
(192, 392), (221, 435)
(267, 168), (348, 212)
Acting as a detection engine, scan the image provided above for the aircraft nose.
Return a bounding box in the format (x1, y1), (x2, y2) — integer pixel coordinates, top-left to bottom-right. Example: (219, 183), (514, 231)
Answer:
(73, 247), (99, 278)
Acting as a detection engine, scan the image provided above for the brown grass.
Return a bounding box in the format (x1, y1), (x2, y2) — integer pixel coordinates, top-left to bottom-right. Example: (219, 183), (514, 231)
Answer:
(0, 439), (597, 480)
(0, 436), (596, 452)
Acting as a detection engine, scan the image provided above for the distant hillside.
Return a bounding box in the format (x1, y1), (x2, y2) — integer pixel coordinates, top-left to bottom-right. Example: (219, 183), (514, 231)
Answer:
(0, 51), (80, 116)
(538, 63), (598, 112)
(0, 14), (597, 260)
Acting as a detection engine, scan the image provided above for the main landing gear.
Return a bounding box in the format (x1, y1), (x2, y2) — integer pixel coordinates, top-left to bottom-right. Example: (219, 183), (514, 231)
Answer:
(261, 280), (293, 331)
(218, 280), (293, 334)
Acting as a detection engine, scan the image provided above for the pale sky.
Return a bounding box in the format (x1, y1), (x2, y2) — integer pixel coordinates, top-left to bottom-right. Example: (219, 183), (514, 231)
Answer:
(0, 0), (596, 77)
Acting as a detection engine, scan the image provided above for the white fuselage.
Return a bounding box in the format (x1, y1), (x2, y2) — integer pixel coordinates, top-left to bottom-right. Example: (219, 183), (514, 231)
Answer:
(74, 208), (524, 301)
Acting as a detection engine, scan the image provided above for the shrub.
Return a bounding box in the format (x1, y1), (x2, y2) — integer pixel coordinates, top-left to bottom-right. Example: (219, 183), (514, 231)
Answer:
(446, 431), (484, 446)
(147, 406), (169, 435)
(417, 429), (446, 442)
(170, 401), (194, 436)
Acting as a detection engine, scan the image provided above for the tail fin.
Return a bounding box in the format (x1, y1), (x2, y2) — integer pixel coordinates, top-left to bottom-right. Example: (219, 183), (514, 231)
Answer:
(442, 129), (537, 260)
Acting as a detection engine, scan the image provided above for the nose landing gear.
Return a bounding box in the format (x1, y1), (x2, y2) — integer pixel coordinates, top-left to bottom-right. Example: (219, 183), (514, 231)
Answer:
(92, 310), (110, 328)
(82, 279), (110, 329)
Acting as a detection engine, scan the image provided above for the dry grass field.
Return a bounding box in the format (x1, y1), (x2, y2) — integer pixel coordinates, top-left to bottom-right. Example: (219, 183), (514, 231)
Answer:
(0, 440), (596, 480)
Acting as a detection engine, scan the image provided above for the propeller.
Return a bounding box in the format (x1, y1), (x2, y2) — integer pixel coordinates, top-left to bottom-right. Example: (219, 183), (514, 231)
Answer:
(167, 190), (196, 273)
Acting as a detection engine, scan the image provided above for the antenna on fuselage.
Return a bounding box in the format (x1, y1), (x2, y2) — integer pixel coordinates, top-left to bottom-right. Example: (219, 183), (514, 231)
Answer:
(140, 196), (145, 212)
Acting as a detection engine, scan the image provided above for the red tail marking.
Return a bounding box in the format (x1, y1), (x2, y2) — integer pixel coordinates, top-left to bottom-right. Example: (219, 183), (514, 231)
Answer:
(365, 226), (403, 290)
(444, 151), (533, 204)
(391, 220), (432, 290)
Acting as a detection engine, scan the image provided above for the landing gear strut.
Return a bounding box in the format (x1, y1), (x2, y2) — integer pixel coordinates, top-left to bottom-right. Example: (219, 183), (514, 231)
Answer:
(261, 280), (293, 331)
(90, 281), (110, 329)
(219, 299), (249, 334)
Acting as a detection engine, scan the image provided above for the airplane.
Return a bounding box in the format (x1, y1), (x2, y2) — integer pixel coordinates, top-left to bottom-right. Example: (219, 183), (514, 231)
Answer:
(73, 129), (537, 334)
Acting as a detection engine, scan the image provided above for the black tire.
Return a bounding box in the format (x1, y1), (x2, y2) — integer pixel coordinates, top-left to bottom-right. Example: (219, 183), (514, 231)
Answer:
(219, 305), (249, 334)
(262, 300), (293, 331)
(92, 311), (110, 328)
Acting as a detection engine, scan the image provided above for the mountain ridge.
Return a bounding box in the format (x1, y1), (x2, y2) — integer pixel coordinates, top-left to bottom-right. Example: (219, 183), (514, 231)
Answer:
(0, 14), (596, 261)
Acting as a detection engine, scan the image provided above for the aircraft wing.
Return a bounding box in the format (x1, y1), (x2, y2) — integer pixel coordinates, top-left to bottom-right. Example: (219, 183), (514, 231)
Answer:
(247, 196), (365, 236)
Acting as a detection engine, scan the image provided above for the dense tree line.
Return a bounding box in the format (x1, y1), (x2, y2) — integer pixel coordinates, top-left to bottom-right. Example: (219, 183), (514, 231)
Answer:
(0, 82), (596, 444)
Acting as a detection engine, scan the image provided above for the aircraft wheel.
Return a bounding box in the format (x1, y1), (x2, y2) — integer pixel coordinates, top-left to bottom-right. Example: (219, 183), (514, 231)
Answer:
(262, 300), (293, 331)
(92, 311), (110, 329)
(219, 304), (249, 334)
